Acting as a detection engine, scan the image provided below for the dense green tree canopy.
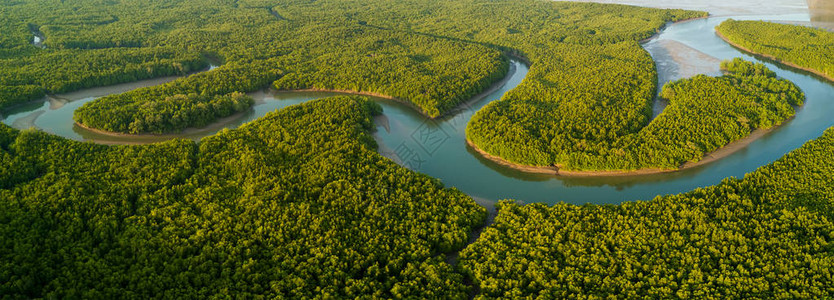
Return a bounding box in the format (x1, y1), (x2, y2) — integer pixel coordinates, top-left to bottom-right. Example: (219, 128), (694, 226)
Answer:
(456, 21), (834, 299)
(469, 59), (803, 171)
(2, 2), (832, 299)
(1, 0), (704, 134)
(3, 95), (832, 298)
(460, 127), (834, 299)
(716, 19), (834, 79)
(1, 97), (486, 298)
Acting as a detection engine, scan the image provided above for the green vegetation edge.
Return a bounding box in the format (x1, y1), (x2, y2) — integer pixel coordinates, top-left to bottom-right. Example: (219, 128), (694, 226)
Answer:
(716, 19), (834, 82)
(467, 59), (804, 176)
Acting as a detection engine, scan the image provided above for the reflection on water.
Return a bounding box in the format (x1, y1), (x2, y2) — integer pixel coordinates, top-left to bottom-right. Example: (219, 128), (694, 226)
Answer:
(808, 0), (834, 30)
(0, 87), (361, 145)
(642, 38), (722, 117)
(3, 7), (834, 205)
(571, 0), (834, 31)
(565, 0), (808, 16)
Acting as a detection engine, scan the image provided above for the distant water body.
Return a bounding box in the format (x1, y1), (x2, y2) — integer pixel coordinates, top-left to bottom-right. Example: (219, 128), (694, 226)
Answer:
(566, 0), (834, 30)
(5, 1), (834, 205)
(565, 0), (807, 16)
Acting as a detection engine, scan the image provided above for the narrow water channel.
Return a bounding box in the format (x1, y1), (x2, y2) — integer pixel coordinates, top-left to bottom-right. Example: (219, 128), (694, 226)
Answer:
(30, 26), (46, 49)
(4, 13), (833, 205)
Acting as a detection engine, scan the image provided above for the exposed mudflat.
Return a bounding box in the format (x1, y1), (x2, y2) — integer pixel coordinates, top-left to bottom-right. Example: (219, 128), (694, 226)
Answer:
(5, 2), (834, 204)
(643, 36), (721, 117)
(648, 39), (722, 82)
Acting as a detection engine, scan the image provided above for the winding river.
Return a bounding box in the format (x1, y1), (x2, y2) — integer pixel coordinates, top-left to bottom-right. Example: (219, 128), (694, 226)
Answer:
(3, 9), (833, 205)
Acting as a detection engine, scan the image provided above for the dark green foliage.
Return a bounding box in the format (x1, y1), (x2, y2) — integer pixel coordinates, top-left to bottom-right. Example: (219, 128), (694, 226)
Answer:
(0, 47), (208, 93)
(0, 47), (206, 110)
(637, 60), (802, 168)
(469, 59), (803, 171)
(0, 96), (486, 298)
(716, 19), (834, 78)
(2, 0), (512, 132)
(0, 85), (44, 109)
(0, 127), (38, 189)
(460, 128), (834, 299)
(74, 59), (283, 133)
(277, 0), (705, 170)
(272, 31), (509, 118)
(4, 1), (831, 299)
(721, 57), (776, 78)
(1, 0), (704, 134)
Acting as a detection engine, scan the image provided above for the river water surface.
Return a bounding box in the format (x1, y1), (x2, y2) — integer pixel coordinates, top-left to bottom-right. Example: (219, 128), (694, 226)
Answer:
(3, 2), (833, 205)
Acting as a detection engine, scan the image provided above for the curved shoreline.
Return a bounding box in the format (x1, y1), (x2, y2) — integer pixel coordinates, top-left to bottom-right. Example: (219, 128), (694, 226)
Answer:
(466, 126), (776, 177)
(714, 30), (834, 82)
(74, 110), (248, 142)
(277, 61), (519, 119)
(465, 138), (677, 177)
(76, 88), (420, 141)
(0, 60), (218, 122)
(22, 17), (805, 179)
(639, 15), (709, 44)
(275, 59), (517, 120)
(462, 16), (801, 178)
(72, 59), (522, 143)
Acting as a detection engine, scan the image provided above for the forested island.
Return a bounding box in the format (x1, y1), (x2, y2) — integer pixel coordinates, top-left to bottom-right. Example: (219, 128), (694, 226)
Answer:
(716, 19), (834, 80)
(1, 0), (704, 134)
(456, 21), (834, 298)
(2, 0), (833, 298)
(468, 58), (804, 174)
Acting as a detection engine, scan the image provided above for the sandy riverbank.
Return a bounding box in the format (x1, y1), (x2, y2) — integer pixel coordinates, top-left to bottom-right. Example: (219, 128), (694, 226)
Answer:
(466, 126), (777, 177)
(74, 109), (248, 142)
(639, 15), (709, 44)
(565, 0), (807, 17)
(715, 29), (834, 82)
(462, 16), (813, 178)
(276, 57), (521, 120)
(75, 58), (523, 143)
